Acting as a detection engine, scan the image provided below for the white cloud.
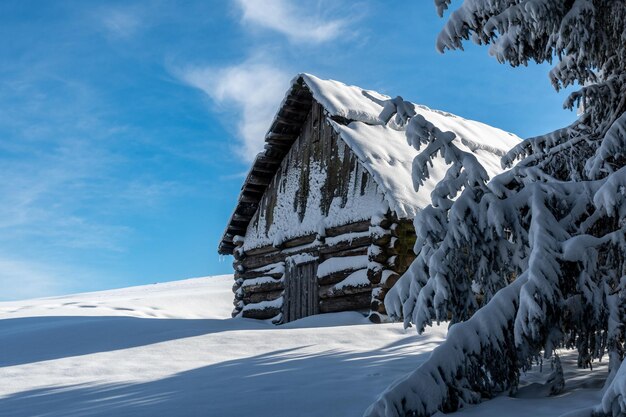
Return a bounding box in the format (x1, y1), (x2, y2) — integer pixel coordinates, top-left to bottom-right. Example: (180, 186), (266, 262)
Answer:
(0, 133), (132, 251)
(0, 58), (194, 242)
(0, 256), (75, 300)
(101, 8), (141, 39)
(175, 1), (361, 161)
(235, 0), (349, 44)
(178, 60), (291, 161)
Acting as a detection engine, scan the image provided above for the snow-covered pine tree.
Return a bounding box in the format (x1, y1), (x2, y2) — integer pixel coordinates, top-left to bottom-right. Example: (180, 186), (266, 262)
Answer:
(366, 1), (626, 417)
(385, 112), (515, 331)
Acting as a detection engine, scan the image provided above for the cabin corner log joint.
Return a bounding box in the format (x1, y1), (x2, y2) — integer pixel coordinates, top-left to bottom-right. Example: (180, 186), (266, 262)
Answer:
(218, 73), (518, 324)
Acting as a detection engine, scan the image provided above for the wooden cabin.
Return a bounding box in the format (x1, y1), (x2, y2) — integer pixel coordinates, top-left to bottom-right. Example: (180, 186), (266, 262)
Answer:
(218, 74), (520, 323)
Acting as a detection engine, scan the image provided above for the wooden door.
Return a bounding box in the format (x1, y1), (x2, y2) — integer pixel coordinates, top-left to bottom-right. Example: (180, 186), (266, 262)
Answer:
(283, 258), (319, 323)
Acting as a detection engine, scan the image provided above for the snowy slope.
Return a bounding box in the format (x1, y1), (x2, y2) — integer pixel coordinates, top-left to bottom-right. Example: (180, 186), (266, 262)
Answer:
(0, 276), (607, 417)
(0, 276), (446, 417)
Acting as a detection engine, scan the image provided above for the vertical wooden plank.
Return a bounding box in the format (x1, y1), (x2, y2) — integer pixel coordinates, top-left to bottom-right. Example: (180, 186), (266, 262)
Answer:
(285, 259), (293, 323)
(302, 261), (310, 318)
(290, 260), (296, 322)
(302, 265), (307, 319)
(310, 262), (315, 316)
(293, 264), (299, 321)
(294, 265), (302, 320)
(291, 261), (296, 322)
(304, 264), (311, 316)
(310, 263), (315, 316)
(305, 263), (309, 317)
(284, 261), (289, 323)
(285, 264), (290, 323)
(282, 259), (321, 323)
(298, 265), (306, 319)
(289, 261), (293, 322)
(311, 262), (320, 314)
(304, 262), (310, 319)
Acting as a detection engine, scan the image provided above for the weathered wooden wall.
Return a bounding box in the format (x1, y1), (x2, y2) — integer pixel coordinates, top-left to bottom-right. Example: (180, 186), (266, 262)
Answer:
(231, 100), (417, 323)
(283, 260), (319, 322)
(231, 220), (374, 321)
(242, 101), (387, 252)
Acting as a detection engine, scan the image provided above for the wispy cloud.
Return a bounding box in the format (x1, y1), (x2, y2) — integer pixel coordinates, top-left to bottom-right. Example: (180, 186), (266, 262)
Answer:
(177, 59), (291, 161)
(0, 256), (77, 300)
(219, 170), (249, 181)
(0, 67), (181, 298)
(173, 1), (362, 162)
(0, 112), (129, 250)
(234, 0), (351, 44)
(100, 8), (142, 39)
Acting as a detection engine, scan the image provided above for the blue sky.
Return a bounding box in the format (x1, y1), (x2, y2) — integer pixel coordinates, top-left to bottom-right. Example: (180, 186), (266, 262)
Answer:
(0, 0), (577, 300)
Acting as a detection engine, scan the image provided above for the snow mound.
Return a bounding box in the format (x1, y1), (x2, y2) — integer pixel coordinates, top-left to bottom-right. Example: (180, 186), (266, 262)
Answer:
(0, 275), (234, 320)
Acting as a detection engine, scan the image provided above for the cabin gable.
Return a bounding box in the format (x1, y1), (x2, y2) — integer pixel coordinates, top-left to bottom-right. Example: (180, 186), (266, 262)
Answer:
(242, 101), (388, 252)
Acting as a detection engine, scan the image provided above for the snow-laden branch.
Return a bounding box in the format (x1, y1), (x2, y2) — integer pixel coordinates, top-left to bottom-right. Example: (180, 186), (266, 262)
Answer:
(366, 276), (526, 417)
(369, 2), (626, 416)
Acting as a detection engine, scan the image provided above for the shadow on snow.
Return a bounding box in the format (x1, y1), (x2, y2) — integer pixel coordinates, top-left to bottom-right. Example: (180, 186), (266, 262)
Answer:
(0, 339), (436, 417)
(0, 311), (379, 367)
(0, 315), (268, 367)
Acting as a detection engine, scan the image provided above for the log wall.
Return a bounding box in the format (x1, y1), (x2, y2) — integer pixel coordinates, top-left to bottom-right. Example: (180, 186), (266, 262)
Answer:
(231, 214), (417, 323)
(231, 220), (374, 321)
(229, 99), (417, 323)
(367, 217), (416, 323)
(241, 101), (387, 253)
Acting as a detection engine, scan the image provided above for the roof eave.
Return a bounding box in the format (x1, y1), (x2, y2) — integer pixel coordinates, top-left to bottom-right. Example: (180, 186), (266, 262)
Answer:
(217, 76), (314, 255)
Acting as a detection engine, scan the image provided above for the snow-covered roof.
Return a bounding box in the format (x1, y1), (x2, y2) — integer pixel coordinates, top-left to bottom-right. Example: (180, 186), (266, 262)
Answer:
(298, 74), (521, 218)
(218, 74), (521, 254)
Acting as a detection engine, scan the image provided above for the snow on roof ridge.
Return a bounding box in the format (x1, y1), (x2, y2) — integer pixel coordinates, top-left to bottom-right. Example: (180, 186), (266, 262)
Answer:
(295, 73), (391, 125)
(296, 73), (521, 138)
(296, 73), (473, 126)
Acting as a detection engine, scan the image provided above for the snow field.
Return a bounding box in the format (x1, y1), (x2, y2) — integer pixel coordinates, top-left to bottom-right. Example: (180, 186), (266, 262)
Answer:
(0, 275), (445, 417)
(0, 275), (609, 417)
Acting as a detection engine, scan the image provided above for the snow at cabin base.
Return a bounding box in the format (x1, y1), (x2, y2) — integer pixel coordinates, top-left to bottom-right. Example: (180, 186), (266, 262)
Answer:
(0, 275), (608, 417)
